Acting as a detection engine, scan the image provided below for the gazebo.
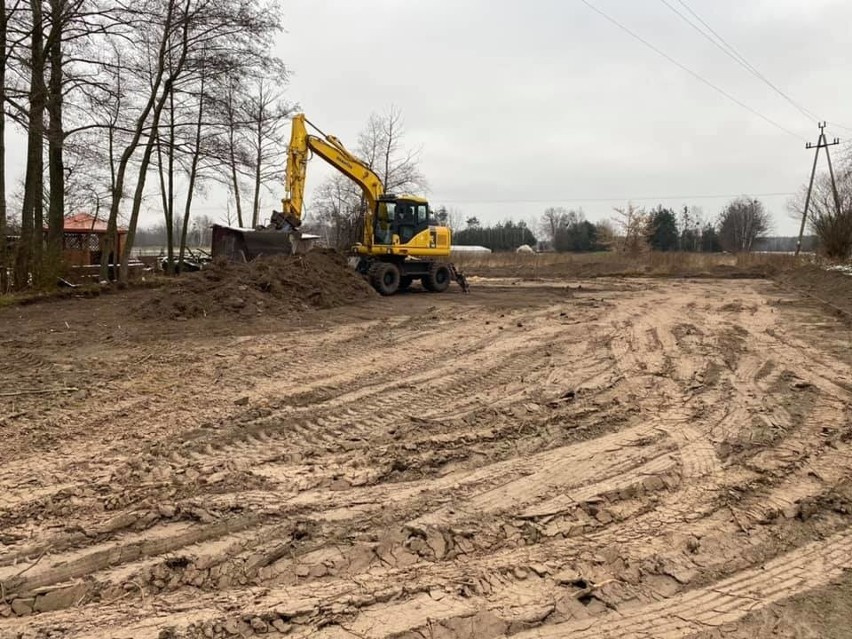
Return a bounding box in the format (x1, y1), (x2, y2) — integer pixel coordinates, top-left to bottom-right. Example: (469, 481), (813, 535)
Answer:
(51, 213), (127, 266)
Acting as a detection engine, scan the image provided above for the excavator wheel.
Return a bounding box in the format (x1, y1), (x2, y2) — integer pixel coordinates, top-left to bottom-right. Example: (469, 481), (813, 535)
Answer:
(398, 275), (414, 291)
(423, 262), (451, 293)
(369, 262), (401, 296)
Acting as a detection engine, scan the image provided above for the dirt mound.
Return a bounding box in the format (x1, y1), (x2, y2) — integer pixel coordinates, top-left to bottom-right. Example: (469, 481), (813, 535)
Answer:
(777, 265), (852, 318)
(138, 251), (375, 319)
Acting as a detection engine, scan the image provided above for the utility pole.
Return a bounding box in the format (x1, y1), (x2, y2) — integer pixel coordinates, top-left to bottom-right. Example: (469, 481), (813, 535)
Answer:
(795, 122), (841, 256)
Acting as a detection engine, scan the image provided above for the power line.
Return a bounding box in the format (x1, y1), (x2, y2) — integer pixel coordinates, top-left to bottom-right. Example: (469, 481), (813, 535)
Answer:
(435, 192), (796, 205)
(667, 0), (821, 124)
(579, 0), (808, 141)
(828, 121), (852, 134)
(669, 6), (852, 135)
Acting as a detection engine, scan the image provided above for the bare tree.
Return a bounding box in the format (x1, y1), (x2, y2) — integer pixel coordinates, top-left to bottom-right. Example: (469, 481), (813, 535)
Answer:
(6, 0), (126, 287)
(176, 53), (207, 268)
(718, 197), (770, 253)
(789, 166), (852, 259)
(366, 105), (426, 194)
(0, 1), (22, 292)
(45, 0), (75, 279)
(595, 220), (617, 250)
(3, 0), (286, 288)
(612, 202), (648, 256)
(678, 205), (704, 252)
(432, 205), (463, 231)
(217, 74), (249, 227)
(312, 173), (362, 249)
(540, 206), (567, 245)
(100, 0), (182, 281)
(445, 206), (463, 231)
(115, 0), (286, 281)
(311, 105), (426, 248)
(243, 76), (291, 227)
(15, 0), (47, 287)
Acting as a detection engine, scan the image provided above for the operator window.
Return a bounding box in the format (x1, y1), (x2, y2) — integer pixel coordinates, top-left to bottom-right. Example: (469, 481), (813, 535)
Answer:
(375, 202), (395, 244)
(416, 205), (428, 225)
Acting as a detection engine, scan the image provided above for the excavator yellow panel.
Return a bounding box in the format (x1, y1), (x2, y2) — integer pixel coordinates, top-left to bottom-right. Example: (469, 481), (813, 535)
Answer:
(354, 226), (451, 258)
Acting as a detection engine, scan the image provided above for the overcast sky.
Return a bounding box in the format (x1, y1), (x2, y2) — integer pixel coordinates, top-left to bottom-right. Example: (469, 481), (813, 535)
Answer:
(274, 0), (852, 235)
(7, 0), (852, 234)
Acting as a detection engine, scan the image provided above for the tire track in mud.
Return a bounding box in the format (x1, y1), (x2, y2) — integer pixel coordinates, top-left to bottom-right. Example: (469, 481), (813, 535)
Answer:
(3, 279), (852, 638)
(325, 288), (844, 638)
(517, 528), (852, 639)
(0, 304), (606, 616)
(123, 322), (728, 636)
(0, 307), (583, 529)
(141, 326), (578, 484)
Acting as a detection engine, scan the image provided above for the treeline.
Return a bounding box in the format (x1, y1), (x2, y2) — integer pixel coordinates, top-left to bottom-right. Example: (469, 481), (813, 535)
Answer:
(453, 218), (537, 251)
(449, 196), (777, 254)
(540, 209), (609, 252)
(1, 0), (290, 291)
(538, 196), (771, 255)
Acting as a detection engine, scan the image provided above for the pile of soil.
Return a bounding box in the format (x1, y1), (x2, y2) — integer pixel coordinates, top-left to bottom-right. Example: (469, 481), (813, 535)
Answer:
(138, 251), (376, 319)
(777, 264), (852, 318)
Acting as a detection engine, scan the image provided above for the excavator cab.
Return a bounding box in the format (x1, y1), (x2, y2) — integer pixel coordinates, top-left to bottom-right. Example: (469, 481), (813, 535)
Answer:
(374, 196), (432, 247)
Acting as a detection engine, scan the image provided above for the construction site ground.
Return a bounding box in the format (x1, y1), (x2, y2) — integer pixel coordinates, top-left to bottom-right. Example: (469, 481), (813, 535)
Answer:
(1, 269), (851, 638)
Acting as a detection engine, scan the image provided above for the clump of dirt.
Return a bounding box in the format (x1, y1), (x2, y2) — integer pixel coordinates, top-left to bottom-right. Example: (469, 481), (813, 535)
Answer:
(138, 251), (376, 319)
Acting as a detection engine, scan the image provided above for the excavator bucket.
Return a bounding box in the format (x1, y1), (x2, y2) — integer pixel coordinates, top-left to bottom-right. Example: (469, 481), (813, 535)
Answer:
(211, 210), (319, 261)
(211, 225), (292, 261)
(211, 224), (318, 262)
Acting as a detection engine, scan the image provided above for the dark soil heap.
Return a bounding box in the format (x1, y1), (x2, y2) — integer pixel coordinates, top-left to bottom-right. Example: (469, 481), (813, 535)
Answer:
(778, 264), (852, 318)
(139, 251), (376, 319)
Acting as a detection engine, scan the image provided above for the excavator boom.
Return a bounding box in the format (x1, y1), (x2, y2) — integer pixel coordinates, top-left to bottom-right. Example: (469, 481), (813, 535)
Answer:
(282, 115), (384, 250)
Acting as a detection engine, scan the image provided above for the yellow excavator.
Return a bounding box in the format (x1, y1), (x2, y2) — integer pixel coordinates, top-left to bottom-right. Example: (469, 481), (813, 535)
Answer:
(213, 113), (468, 295)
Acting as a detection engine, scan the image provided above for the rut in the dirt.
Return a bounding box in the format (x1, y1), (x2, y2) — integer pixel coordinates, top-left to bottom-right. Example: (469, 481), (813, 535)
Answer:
(2, 277), (851, 639)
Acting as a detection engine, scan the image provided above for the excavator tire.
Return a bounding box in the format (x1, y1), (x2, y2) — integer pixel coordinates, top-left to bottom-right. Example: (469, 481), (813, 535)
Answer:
(369, 262), (401, 296)
(398, 275), (414, 291)
(424, 262), (451, 293)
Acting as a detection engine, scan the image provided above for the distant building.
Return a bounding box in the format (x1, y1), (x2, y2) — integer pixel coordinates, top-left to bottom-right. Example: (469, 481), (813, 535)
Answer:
(450, 245), (492, 254)
(46, 213), (127, 266)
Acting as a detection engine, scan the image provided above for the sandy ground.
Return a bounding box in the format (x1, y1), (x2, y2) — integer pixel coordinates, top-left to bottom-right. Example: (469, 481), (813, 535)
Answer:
(1, 275), (851, 639)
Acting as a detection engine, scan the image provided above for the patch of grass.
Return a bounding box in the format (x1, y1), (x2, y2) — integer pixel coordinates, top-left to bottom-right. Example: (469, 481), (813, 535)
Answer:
(454, 251), (805, 279)
(0, 277), (168, 308)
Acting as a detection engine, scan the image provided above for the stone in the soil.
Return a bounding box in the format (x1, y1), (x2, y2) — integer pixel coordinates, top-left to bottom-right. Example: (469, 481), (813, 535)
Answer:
(34, 583), (88, 613)
(271, 619), (292, 633)
(11, 598), (34, 616)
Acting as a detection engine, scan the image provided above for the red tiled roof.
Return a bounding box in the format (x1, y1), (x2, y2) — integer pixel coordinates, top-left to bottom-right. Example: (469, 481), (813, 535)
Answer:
(60, 213), (126, 233)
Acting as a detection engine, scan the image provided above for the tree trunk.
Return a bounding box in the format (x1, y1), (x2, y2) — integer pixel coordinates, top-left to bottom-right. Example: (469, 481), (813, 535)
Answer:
(165, 82), (175, 272)
(179, 68), (205, 268)
(251, 91), (263, 228)
(120, 73), (177, 283)
(120, 126), (159, 282)
(0, 1), (8, 293)
(100, 0), (176, 282)
(17, 0), (46, 289)
(154, 120), (174, 274)
(227, 85), (244, 227)
(45, 0), (65, 282)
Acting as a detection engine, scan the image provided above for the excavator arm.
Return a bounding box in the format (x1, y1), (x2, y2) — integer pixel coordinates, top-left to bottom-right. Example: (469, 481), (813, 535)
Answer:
(281, 114), (384, 249)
